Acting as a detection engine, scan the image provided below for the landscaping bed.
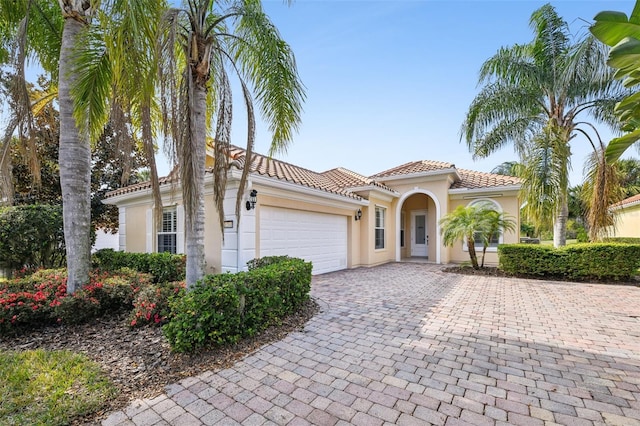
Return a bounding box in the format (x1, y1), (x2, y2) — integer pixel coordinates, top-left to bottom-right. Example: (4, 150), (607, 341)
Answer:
(0, 298), (319, 425)
(444, 265), (640, 285)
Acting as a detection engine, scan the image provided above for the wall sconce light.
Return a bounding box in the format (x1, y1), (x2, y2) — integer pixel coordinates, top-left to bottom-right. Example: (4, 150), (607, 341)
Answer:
(245, 189), (258, 210)
(354, 209), (362, 221)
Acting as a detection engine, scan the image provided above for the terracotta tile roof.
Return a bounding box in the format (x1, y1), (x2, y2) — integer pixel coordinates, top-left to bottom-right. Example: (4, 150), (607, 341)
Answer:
(370, 160), (455, 179)
(106, 145), (521, 200)
(610, 193), (640, 210)
(104, 167), (179, 198)
(226, 146), (361, 199)
(451, 169), (521, 190)
(321, 168), (396, 193)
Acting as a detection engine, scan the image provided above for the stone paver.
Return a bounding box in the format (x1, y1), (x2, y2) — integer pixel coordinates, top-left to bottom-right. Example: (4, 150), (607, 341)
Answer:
(102, 263), (640, 425)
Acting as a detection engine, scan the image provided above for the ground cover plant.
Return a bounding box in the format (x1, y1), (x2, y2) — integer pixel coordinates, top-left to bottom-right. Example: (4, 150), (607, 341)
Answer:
(0, 349), (116, 425)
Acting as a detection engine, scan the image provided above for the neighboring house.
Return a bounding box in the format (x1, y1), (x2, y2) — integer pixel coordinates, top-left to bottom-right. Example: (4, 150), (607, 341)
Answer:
(610, 194), (640, 238)
(104, 146), (521, 275)
(92, 228), (120, 253)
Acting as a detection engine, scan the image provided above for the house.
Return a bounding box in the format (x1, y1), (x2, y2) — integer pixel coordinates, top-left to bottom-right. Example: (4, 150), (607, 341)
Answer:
(610, 194), (640, 238)
(104, 146), (521, 274)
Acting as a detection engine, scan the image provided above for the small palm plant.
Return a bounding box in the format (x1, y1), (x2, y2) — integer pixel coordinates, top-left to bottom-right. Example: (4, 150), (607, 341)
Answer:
(440, 203), (516, 269)
(477, 208), (516, 268)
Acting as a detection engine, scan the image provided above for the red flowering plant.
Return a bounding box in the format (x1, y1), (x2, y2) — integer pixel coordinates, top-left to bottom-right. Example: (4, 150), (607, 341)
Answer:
(0, 269), (67, 332)
(0, 268), (153, 333)
(129, 281), (185, 328)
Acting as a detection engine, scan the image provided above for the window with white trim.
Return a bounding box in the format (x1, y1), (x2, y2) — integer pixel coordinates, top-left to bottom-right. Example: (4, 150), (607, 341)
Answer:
(375, 207), (385, 249)
(157, 207), (177, 254)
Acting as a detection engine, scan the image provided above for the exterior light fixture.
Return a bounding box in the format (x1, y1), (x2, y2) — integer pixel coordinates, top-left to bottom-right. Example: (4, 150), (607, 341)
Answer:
(246, 189), (258, 210)
(355, 209), (362, 221)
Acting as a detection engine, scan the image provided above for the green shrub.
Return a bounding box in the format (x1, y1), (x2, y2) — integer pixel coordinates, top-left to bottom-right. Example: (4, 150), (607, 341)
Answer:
(603, 237), (640, 244)
(163, 257), (312, 353)
(92, 249), (186, 283)
(498, 243), (640, 281)
(0, 205), (93, 276)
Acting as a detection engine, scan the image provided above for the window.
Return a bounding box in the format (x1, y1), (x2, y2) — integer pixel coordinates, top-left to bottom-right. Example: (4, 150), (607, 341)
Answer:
(157, 208), (177, 254)
(375, 207), (385, 249)
(400, 212), (405, 248)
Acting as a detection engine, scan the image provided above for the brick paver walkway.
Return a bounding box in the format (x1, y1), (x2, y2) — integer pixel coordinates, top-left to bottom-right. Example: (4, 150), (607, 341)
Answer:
(103, 263), (640, 425)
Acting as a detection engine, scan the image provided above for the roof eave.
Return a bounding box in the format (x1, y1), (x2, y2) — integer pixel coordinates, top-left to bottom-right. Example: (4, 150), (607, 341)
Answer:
(449, 184), (521, 195)
(374, 167), (459, 182)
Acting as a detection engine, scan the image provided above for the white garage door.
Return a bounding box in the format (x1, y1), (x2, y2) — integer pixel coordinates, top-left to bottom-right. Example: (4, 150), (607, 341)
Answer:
(260, 206), (348, 275)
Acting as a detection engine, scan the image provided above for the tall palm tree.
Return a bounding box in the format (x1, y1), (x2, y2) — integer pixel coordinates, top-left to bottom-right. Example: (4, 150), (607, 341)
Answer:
(462, 4), (624, 247)
(158, 0), (305, 288)
(2, 1), (165, 293)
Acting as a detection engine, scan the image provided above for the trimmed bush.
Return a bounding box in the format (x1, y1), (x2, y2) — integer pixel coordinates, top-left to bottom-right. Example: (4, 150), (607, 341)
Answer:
(603, 237), (640, 244)
(498, 243), (640, 281)
(92, 249), (186, 283)
(163, 257), (312, 353)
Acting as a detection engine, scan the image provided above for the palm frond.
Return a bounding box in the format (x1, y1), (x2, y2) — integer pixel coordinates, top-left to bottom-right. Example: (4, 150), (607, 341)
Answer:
(70, 20), (112, 143)
(582, 147), (625, 241)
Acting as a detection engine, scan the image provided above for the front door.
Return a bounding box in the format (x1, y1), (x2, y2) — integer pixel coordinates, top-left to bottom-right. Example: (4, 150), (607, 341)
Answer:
(411, 210), (428, 257)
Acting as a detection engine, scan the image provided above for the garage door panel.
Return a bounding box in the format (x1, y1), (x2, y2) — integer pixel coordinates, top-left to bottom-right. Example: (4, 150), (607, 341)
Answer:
(260, 207), (347, 275)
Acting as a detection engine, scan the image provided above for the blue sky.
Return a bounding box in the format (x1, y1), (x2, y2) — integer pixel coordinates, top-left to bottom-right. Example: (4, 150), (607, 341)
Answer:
(176, 0), (635, 186)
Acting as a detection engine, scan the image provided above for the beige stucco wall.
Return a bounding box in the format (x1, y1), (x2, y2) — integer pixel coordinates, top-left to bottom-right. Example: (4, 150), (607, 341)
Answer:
(446, 193), (520, 266)
(125, 205), (148, 253)
(358, 195), (396, 267)
(613, 205), (640, 238)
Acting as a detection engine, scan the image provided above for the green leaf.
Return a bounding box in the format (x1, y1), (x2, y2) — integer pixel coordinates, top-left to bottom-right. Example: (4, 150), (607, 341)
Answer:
(608, 37), (640, 70)
(605, 128), (640, 162)
(591, 11), (640, 46)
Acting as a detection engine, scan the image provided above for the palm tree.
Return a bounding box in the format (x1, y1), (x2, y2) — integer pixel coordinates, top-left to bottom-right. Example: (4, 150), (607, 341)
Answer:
(1, 1), (166, 293)
(491, 161), (524, 177)
(439, 205), (485, 269)
(157, 0), (305, 288)
(477, 208), (516, 268)
(462, 4), (624, 248)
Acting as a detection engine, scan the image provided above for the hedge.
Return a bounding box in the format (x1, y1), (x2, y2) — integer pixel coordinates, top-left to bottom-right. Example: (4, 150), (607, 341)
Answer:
(498, 243), (640, 281)
(163, 256), (312, 352)
(92, 249), (186, 283)
(603, 237), (640, 244)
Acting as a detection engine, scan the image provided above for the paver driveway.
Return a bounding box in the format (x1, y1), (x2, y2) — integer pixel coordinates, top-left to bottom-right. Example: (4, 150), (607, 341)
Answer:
(103, 263), (640, 425)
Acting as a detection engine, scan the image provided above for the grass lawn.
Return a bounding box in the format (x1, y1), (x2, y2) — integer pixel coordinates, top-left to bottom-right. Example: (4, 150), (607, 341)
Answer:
(0, 349), (116, 425)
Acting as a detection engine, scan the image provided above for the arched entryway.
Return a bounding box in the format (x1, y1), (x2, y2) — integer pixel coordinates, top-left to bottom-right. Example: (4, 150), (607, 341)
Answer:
(396, 190), (441, 263)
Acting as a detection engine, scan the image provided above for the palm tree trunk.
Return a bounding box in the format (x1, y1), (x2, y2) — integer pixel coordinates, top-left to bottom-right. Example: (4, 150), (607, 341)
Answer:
(467, 239), (479, 269)
(184, 84), (207, 288)
(0, 118), (17, 206)
(553, 197), (568, 248)
(59, 17), (92, 293)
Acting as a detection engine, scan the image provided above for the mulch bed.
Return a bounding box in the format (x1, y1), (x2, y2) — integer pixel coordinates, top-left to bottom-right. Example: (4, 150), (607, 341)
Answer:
(443, 265), (640, 286)
(0, 299), (320, 425)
